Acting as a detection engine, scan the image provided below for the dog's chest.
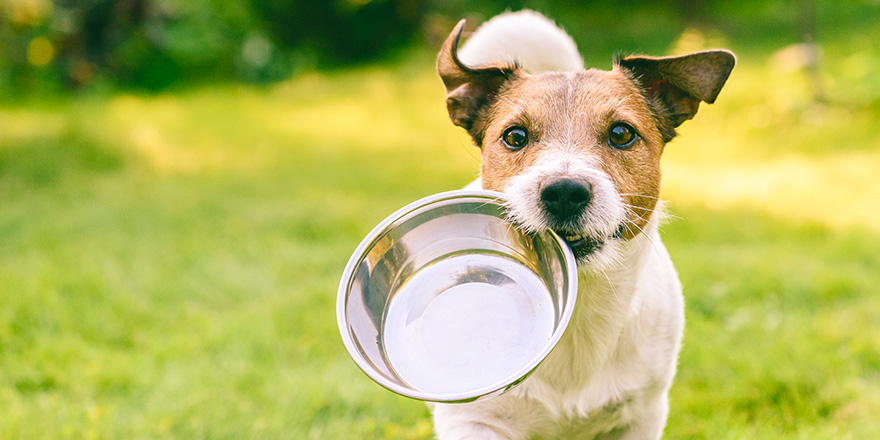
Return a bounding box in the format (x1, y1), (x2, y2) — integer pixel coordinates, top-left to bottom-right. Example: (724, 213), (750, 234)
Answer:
(515, 351), (655, 438)
(519, 256), (677, 437)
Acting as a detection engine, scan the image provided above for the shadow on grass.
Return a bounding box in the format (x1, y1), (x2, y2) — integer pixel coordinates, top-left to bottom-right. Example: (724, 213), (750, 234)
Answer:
(0, 131), (125, 189)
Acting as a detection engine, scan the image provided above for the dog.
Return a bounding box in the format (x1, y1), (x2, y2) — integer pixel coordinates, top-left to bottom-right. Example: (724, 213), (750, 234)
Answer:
(431, 11), (735, 439)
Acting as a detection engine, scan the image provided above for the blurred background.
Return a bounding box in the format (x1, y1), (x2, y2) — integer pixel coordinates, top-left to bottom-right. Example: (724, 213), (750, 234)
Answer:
(1, 0), (873, 94)
(1, 0), (879, 439)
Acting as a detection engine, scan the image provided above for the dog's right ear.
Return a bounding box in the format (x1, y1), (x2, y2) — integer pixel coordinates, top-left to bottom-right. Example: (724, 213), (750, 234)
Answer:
(437, 19), (521, 145)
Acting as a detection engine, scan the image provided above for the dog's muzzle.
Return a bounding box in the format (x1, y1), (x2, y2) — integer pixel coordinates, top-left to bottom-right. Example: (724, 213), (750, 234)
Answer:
(539, 178), (605, 260)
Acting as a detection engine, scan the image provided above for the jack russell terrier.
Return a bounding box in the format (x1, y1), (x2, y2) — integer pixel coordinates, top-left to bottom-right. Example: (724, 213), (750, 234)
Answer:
(431, 10), (735, 439)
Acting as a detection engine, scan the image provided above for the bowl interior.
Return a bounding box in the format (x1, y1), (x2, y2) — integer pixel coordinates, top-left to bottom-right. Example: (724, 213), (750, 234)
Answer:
(338, 190), (576, 402)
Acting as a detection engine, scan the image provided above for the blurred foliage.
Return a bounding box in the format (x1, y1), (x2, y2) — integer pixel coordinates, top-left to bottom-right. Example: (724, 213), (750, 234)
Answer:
(0, 0), (878, 94)
(251, 0), (425, 65)
(1, 0), (259, 90)
(0, 0), (426, 91)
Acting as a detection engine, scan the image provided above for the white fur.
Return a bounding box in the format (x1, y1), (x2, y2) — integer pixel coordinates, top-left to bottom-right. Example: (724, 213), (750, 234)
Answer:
(502, 149), (625, 270)
(433, 12), (684, 440)
(458, 10), (584, 73)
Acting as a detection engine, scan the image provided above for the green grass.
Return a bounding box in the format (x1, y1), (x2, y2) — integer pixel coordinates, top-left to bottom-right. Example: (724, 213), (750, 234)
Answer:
(2, 9), (880, 439)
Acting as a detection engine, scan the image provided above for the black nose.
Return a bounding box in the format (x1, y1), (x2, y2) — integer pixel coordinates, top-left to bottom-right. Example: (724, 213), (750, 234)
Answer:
(540, 179), (592, 222)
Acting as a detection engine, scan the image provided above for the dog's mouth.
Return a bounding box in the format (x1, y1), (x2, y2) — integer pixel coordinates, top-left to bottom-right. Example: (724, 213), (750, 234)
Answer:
(556, 230), (605, 261)
(555, 224), (628, 262)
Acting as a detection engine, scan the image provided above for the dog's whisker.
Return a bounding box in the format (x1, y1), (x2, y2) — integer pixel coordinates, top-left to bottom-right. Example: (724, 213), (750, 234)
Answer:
(599, 267), (624, 306)
(620, 208), (667, 264)
(621, 203), (655, 213)
(619, 193), (663, 201)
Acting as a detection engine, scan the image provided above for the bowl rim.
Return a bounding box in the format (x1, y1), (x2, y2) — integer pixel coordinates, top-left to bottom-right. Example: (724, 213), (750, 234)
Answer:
(336, 189), (578, 403)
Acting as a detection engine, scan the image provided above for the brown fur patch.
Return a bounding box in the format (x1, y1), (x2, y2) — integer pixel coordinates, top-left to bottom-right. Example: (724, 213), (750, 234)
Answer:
(437, 20), (522, 144)
(477, 70), (663, 238)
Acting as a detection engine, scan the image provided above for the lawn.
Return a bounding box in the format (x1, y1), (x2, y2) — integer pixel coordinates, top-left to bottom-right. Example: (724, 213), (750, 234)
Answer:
(2, 8), (880, 440)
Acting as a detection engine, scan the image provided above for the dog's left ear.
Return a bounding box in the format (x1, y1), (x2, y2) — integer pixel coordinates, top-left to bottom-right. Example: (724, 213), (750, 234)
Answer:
(617, 50), (735, 141)
(437, 19), (522, 145)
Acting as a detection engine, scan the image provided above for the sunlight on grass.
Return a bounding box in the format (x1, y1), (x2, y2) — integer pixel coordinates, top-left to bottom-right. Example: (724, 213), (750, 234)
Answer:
(271, 70), (455, 152)
(0, 109), (67, 145)
(661, 38), (880, 233)
(663, 151), (880, 232)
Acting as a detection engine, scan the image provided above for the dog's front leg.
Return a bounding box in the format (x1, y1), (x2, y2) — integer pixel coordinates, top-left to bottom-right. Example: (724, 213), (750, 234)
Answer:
(433, 421), (510, 440)
(611, 394), (670, 440)
(431, 400), (533, 440)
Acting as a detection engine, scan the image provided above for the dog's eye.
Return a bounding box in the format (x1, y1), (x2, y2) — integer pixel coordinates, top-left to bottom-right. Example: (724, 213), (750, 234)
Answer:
(502, 127), (529, 150)
(608, 123), (637, 149)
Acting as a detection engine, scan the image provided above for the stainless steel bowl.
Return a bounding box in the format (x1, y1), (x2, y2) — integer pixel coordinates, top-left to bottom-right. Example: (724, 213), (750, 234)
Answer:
(337, 190), (577, 403)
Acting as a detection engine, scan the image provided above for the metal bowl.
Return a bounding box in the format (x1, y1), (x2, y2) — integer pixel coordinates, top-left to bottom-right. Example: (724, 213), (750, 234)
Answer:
(336, 190), (577, 403)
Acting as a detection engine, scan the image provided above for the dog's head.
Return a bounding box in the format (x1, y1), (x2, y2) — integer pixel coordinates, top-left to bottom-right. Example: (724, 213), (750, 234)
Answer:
(438, 20), (735, 267)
